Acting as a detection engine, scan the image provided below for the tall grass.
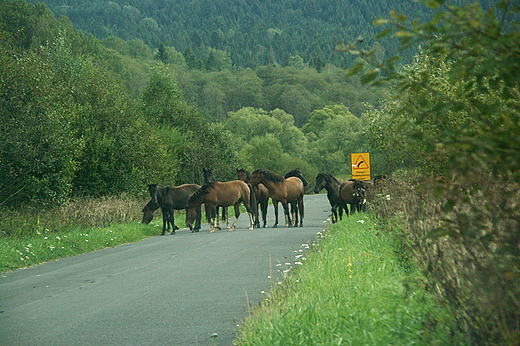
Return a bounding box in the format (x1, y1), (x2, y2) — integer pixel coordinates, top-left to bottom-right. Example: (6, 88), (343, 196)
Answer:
(368, 171), (520, 345)
(234, 213), (466, 345)
(0, 195), (170, 273)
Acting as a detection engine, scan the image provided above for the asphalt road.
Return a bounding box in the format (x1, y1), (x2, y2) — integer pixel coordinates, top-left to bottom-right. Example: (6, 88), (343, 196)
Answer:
(0, 194), (331, 346)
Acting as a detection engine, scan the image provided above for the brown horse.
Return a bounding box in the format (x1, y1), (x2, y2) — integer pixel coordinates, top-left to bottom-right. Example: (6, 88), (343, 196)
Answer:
(203, 168), (228, 228)
(148, 183), (202, 235)
(237, 168), (269, 228)
(339, 179), (366, 218)
(249, 169), (304, 227)
(186, 181), (254, 232)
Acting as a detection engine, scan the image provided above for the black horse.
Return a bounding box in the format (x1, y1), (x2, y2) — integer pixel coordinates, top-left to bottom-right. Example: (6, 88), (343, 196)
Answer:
(148, 183), (202, 235)
(284, 168), (309, 188)
(314, 173), (343, 223)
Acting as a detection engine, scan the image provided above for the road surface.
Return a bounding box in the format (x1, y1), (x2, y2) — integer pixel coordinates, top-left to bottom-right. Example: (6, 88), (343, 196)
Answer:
(0, 194), (331, 345)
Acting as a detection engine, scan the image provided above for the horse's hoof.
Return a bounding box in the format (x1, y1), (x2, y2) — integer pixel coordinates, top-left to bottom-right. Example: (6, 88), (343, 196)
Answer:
(160, 233), (166, 236)
(170, 231), (176, 235)
(249, 227), (254, 231)
(210, 229), (216, 233)
(173, 225), (179, 231)
(229, 228), (234, 232)
(273, 224), (278, 228)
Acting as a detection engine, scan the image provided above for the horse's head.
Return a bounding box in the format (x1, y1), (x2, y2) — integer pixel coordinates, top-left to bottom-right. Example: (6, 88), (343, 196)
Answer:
(185, 205), (197, 230)
(142, 207), (154, 224)
(249, 169), (265, 185)
(148, 183), (159, 204)
(314, 173), (326, 193)
(236, 168), (251, 182)
(203, 168), (215, 184)
(141, 200), (159, 224)
(352, 180), (367, 205)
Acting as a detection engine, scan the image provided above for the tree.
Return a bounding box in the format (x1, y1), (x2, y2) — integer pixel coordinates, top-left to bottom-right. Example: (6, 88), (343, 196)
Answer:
(155, 42), (168, 63)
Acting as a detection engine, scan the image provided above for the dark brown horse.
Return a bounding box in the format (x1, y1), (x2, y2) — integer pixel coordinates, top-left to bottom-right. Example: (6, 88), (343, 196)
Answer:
(339, 179), (366, 218)
(141, 199), (160, 224)
(314, 173), (343, 223)
(249, 169), (304, 227)
(237, 168), (269, 228)
(186, 181), (254, 232)
(148, 183), (202, 235)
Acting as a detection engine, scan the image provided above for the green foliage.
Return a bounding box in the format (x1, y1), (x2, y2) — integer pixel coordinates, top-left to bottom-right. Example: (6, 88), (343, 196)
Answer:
(0, 0), (240, 206)
(304, 105), (366, 176)
(345, 1), (520, 344)
(140, 63), (242, 183)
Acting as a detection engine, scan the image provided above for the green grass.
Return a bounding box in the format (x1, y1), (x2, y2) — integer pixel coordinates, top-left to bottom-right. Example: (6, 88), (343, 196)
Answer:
(0, 208), (180, 274)
(234, 213), (467, 346)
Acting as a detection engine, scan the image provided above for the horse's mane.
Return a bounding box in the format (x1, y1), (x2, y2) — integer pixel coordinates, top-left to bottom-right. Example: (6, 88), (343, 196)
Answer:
(252, 169), (285, 183)
(285, 168), (308, 187)
(318, 173), (341, 185)
(188, 183), (215, 204)
(237, 168), (251, 181)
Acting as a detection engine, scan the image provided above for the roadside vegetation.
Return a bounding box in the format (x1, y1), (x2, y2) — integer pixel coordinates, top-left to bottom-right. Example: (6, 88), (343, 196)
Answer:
(235, 213), (467, 345)
(0, 196), (169, 273)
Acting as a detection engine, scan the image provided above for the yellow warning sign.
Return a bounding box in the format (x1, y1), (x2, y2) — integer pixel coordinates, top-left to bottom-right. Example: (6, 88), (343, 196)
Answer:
(351, 153), (371, 181)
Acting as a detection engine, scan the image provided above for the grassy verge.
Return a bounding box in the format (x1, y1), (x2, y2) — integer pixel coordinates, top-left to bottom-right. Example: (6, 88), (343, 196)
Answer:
(0, 221), (163, 273)
(234, 213), (467, 345)
(0, 196), (182, 273)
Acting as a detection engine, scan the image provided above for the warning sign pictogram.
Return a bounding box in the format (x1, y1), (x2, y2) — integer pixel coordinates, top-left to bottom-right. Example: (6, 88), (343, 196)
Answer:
(351, 153), (371, 180)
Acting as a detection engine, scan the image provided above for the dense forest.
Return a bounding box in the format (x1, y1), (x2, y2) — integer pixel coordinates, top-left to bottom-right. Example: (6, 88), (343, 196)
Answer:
(25, 0), (435, 69)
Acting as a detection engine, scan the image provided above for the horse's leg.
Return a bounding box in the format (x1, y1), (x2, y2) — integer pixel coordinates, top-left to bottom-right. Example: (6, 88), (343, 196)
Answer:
(260, 200), (268, 228)
(252, 199), (260, 228)
(214, 207), (221, 230)
(210, 207), (218, 233)
(282, 201), (291, 227)
(161, 207), (168, 235)
(244, 196), (255, 231)
(192, 205), (201, 232)
(169, 210), (178, 235)
(229, 204), (240, 231)
(272, 200), (279, 228)
(223, 207), (230, 228)
(298, 196), (304, 227)
(290, 202), (297, 227)
(331, 206), (337, 223)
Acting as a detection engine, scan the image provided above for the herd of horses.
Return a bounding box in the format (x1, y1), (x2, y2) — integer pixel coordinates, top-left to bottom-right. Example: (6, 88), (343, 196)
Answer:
(142, 168), (378, 235)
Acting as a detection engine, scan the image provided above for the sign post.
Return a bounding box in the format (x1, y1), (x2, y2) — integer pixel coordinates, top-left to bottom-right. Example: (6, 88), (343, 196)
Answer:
(351, 153), (371, 181)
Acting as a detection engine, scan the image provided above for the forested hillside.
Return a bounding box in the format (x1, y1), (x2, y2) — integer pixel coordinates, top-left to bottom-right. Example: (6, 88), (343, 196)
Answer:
(1, 0), (386, 207)
(27, 0), (435, 68)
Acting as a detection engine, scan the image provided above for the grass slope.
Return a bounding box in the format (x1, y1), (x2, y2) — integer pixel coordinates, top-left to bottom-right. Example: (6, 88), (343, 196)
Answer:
(234, 213), (467, 345)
